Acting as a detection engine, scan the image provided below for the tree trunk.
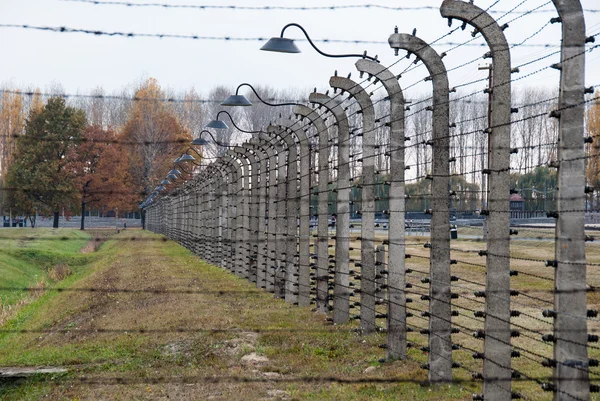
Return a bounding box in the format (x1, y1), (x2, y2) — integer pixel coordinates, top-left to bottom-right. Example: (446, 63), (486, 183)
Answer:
(53, 211), (59, 228)
(141, 210), (146, 230)
(80, 201), (86, 230)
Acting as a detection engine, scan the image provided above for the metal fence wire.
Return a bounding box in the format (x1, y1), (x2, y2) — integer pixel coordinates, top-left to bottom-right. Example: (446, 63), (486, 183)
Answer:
(143, 1), (597, 400)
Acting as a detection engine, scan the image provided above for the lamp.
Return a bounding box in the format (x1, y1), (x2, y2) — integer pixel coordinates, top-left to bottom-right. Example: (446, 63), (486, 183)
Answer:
(221, 83), (300, 108)
(205, 111), (262, 135)
(261, 23), (379, 62)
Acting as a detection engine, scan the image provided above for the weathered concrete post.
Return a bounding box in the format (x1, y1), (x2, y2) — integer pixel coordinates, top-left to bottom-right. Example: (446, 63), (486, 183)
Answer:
(246, 139), (271, 289)
(255, 136), (280, 291)
(222, 158), (239, 273)
(206, 178), (216, 261)
(441, 1), (512, 397)
(241, 146), (261, 283)
(329, 75), (377, 334)
(277, 122), (312, 307)
(355, 58), (408, 359)
(389, 30), (451, 382)
(293, 106), (331, 314)
(231, 148), (253, 280)
(224, 154), (245, 276)
(210, 166), (225, 265)
(259, 132), (284, 294)
(269, 124), (300, 304)
(309, 91), (351, 324)
(266, 128), (290, 299)
(549, 1), (589, 400)
(214, 165), (230, 268)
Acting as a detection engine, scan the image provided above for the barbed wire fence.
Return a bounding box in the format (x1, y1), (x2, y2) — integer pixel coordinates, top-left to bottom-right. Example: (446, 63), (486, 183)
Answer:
(139, 1), (599, 400)
(0, 0), (597, 399)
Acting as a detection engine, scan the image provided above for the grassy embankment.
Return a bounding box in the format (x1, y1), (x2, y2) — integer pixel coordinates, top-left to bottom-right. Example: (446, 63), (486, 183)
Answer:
(0, 229), (469, 401)
(3, 227), (596, 400)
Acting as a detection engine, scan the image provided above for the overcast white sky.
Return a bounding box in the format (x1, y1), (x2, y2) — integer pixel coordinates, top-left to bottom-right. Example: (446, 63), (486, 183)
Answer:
(1, 0), (599, 100)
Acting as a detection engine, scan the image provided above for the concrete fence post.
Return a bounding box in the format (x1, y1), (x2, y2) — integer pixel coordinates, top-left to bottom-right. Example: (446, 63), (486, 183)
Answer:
(329, 75), (377, 335)
(224, 155), (243, 275)
(441, 1), (514, 397)
(247, 139), (270, 289)
(389, 30), (451, 383)
(550, 1), (589, 400)
(257, 135), (279, 292)
(309, 91), (351, 324)
(266, 128), (290, 299)
(293, 106), (331, 314)
(244, 147), (261, 283)
(355, 58), (408, 360)
(230, 148), (252, 280)
(277, 122), (312, 307)
(270, 124), (300, 304)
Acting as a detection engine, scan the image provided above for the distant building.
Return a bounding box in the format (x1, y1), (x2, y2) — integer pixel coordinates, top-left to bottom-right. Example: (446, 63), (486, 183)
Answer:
(509, 193), (525, 212)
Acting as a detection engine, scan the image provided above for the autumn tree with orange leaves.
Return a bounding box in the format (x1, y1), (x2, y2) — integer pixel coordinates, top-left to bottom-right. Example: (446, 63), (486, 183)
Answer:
(71, 126), (137, 230)
(121, 78), (191, 202)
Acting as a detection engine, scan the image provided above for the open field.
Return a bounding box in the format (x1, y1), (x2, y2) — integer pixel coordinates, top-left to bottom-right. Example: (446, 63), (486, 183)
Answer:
(0, 229), (469, 401)
(0, 229), (91, 311)
(0, 229), (597, 400)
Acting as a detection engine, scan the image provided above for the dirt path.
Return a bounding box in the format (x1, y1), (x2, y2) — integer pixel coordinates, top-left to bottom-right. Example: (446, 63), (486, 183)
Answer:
(0, 231), (468, 401)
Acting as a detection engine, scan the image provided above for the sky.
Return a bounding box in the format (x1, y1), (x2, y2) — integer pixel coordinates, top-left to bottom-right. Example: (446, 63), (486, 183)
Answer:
(0, 0), (599, 101)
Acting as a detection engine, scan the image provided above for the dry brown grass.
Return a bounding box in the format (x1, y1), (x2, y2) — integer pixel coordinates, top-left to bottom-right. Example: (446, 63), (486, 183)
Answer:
(48, 264), (72, 282)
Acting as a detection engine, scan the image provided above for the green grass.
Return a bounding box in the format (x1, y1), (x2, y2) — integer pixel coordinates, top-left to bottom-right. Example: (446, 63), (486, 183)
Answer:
(0, 230), (471, 401)
(0, 229), (91, 307)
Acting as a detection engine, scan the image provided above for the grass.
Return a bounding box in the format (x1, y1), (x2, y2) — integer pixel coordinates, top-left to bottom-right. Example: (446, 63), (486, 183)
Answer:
(0, 229), (471, 401)
(0, 228), (597, 400)
(0, 228), (91, 308)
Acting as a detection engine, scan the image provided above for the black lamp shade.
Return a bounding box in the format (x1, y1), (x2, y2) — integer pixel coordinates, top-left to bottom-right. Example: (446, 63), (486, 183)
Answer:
(206, 119), (229, 129)
(261, 37), (301, 53)
(179, 154), (195, 162)
(221, 94), (252, 106)
(192, 137), (209, 146)
(160, 179), (170, 185)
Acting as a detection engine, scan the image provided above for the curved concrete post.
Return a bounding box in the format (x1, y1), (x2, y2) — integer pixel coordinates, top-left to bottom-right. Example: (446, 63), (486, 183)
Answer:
(211, 164), (229, 268)
(205, 172), (218, 262)
(198, 174), (210, 258)
(293, 105), (331, 314)
(239, 145), (261, 284)
(270, 124), (300, 304)
(252, 137), (278, 292)
(224, 153), (245, 276)
(231, 147), (253, 280)
(276, 122), (312, 308)
(441, 2), (512, 395)
(389, 31), (451, 382)
(259, 132), (284, 294)
(356, 59), (408, 360)
(309, 92), (351, 324)
(245, 139), (269, 289)
(264, 128), (290, 299)
(221, 158), (239, 273)
(330, 75), (377, 335)
(550, 2), (589, 400)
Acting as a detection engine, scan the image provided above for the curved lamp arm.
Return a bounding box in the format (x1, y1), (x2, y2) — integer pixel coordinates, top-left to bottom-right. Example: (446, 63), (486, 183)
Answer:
(174, 162), (194, 176)
(234, 83), (301, 107)
(213, 111), (264, 134)
(198, 128), (242, 147)
(276, 23), (379, 62)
